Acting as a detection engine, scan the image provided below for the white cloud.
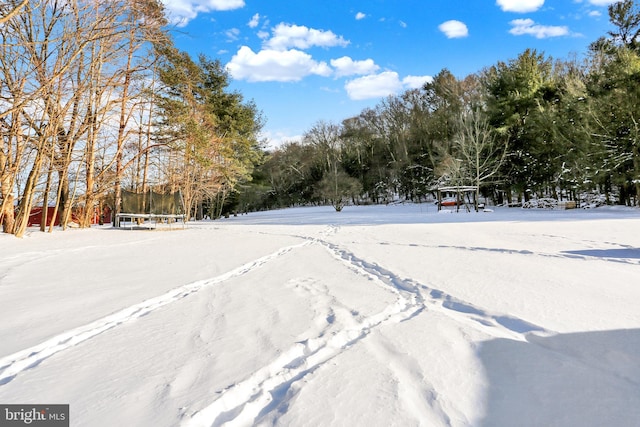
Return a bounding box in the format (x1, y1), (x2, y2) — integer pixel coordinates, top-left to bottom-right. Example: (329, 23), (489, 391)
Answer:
(330, 57), (379, 78)
(496, 0), (544, 13)
(344, 72), (436, 100)
(225, 28), (240, 41)
(345, 71), (404, 100)
(320, 86), (341, 93)
(265, 23), (350, 51)
(162, 0), (245, 26)
(588, 10), (602, 17)
(509, 19), (569, 38)
(227, 23), (354, 84)
(248, 13), (260, 28)
(226, 46), (332, 82)
(403, 75), (433, 89)
(355, 12), (366, 20)
(261, 130), (302, 149)
(587, 0), (617, 5)
(438, 20), (469, 38)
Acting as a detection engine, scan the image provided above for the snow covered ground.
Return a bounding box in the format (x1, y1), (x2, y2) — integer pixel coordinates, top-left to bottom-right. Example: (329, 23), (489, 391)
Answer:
(1, 204), (640, 427)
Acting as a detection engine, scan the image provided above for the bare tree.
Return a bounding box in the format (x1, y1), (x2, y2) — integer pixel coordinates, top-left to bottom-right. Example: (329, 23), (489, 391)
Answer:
(304, 121), (361, 211)
(0, 0), (28, 25)
(1, 0), (167, 236)
(451, 109), (508, 208)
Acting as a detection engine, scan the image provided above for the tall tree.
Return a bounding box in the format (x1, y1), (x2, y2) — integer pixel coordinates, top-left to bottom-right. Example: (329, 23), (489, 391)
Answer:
(451, 109), (508, 207)
(483, 49), (562, 202)
(1, 0), (167, 235)
(303, 121), (361, 211)
(586, 47), (640, 205)
(582, 1), (640, 205)
(261, 141), (318, 207)
(421, 69), (467, 165)
(608, 0), (640, 50)
(155, 50), (263, 219)
(111, 0), (167, 225)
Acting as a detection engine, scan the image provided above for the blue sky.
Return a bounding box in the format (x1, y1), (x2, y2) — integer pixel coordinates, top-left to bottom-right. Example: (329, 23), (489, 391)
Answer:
(161, 0), (618, 148)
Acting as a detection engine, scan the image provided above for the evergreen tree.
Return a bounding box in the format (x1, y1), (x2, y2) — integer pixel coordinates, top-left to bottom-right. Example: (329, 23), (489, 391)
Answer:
(483, 49), (563, 202)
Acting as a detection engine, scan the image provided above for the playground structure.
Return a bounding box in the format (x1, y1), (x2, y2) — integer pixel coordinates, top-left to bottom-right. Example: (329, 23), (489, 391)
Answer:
(116, 189), (185, 229)
(436, 186), (479, 212)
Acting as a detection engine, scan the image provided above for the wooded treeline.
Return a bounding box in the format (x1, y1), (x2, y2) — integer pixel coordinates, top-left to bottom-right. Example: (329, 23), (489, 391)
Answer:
(0, 0), (263, 236)
(244, 0), (640, 212)
(2, 1), (640, 237)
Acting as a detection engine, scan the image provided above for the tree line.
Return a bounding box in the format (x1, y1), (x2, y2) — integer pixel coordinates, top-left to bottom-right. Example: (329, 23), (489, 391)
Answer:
(243, 0), (640, 213)
(0, 0), (263, 236)
(2, 1), (640, 237)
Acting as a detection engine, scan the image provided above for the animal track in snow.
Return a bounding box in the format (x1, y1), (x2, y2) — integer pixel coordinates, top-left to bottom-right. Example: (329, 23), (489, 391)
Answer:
(0, 241), (311, 386)
(182, 236), (552, 426)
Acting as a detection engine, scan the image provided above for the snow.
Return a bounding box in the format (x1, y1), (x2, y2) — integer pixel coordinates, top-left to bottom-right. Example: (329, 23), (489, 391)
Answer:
(1, 204), (640, 427)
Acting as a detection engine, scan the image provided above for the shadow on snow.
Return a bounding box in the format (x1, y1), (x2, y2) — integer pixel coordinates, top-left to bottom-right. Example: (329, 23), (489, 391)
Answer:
(478, 328), (640, 427)
(562, 248), (640, 260)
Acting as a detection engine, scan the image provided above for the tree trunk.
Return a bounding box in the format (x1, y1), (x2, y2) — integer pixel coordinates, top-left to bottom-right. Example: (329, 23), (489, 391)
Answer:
(1, 193), (15, 234)
(633, 142), (640, 206)
(40, 158), (53, 232)
(14, 150), (45, 238)
(1, 149), (17, 234)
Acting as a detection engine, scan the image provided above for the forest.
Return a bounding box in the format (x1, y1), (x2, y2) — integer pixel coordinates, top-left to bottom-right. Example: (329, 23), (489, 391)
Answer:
(0, 0), (263, 237)
(2, 0), (640, 237)
(247, 0), (640, 213)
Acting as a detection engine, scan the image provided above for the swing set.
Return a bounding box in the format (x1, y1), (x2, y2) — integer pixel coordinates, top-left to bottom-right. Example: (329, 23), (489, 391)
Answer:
(436, 186), (479, 212)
